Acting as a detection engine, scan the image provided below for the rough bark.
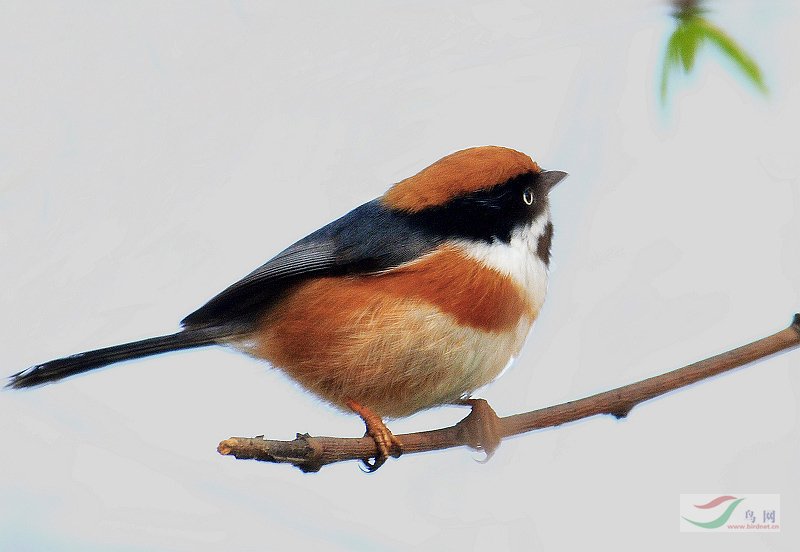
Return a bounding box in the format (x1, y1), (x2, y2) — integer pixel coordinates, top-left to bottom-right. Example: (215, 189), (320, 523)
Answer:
(218, 314), (800, 472)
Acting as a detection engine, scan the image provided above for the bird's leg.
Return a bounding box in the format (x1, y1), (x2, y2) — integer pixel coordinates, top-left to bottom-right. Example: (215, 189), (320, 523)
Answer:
(346, 399), (403, 471)
(453, 398), (503, 460)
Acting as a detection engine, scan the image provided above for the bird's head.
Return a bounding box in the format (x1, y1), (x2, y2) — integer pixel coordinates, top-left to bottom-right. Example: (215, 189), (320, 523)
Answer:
(382, 146), (567, 256)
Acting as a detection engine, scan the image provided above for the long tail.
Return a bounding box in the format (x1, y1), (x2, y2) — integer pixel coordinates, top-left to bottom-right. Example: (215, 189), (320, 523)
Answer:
(7, 329), (221, 389)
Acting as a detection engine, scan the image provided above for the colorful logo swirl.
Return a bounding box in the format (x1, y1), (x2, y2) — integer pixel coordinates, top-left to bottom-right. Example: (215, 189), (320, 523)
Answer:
(683, 496), (745, 529)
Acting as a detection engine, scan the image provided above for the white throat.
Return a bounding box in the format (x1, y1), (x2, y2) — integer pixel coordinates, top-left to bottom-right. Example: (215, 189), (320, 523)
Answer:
(454, 210), (551, 314)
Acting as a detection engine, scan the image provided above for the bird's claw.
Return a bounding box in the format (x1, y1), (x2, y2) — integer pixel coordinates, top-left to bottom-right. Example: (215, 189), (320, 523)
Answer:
(454, 398), (503, 459)
(346, 399), (403, 472)
(360, 425), (403, 472)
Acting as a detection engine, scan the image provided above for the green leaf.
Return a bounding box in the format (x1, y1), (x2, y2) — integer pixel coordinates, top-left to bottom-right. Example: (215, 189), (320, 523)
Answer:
(695, 18), (768, 93)
(660, 16), (704, 103)
(660, 27), (683, 101)
(677, 19), (703, 72)
(660, 10), (768, 104)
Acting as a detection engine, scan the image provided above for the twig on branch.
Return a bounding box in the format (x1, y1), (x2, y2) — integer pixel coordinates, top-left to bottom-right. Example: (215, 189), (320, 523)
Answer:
(218, 314), (800, 472)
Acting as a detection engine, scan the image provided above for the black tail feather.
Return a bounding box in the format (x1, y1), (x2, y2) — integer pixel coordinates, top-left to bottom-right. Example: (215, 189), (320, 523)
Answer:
(7, 330), (220, 389)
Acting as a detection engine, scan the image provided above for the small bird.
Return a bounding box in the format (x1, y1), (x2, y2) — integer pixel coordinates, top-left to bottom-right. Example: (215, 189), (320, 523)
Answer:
(9, 146), (566, 469)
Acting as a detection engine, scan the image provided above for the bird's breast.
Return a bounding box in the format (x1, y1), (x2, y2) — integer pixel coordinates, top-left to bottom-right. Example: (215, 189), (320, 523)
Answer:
(239, 237), (549, 417)
(452, 214), (552, 316)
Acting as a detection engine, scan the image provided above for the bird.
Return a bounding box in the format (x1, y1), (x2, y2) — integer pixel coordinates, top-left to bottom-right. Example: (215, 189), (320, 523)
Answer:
(8, 146), (566, 470)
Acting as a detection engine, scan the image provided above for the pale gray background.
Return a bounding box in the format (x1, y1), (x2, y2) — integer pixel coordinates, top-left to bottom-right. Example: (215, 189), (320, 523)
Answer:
(1, 1), (798, 550)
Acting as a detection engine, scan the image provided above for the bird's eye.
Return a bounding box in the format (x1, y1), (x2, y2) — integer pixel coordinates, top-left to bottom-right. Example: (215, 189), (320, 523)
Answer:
(522, 188), (534, 205)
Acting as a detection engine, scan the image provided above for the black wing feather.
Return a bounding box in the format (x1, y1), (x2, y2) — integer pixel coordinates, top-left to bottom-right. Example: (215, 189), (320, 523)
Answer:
(180, 200), (441, 330)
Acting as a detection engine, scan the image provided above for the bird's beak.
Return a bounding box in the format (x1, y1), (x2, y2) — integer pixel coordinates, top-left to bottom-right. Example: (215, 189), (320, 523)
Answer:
(539, 170), (568, 192)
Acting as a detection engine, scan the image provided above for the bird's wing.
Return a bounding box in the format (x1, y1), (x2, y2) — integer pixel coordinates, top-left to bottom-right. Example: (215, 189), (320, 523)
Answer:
(180, 199), (440, 330)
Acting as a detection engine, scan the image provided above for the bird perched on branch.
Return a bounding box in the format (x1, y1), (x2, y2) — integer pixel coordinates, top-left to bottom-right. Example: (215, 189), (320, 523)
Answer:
(9, 146), (566, 470)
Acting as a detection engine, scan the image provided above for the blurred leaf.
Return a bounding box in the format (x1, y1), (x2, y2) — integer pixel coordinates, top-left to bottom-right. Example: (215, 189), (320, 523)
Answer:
(677, 18), (702, 71)
(696, 17), (768, 93)
(660, 3), (767, 104)
(660, 31), (681, 100)
(661, 14), (705, 102)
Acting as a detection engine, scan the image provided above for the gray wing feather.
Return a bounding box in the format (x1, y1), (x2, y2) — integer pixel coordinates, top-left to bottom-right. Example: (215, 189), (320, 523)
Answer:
(180, 199), (440, 330)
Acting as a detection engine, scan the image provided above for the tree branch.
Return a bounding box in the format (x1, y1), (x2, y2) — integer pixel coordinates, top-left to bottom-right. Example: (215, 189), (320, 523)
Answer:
(218, 314), (800, 472)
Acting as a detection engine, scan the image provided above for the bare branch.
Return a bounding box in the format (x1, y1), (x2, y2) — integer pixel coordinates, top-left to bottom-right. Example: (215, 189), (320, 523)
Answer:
(218, 314), (800, 472)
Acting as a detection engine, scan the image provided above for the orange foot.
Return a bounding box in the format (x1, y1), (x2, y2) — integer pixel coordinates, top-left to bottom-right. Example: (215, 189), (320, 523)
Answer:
(346, 399), (403, 471)
(454, 398), (503, 460)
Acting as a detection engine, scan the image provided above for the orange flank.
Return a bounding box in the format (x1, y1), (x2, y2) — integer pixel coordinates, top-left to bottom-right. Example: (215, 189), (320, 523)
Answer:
(250, 247), (536, 416)
(373, 247), (535, 332)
